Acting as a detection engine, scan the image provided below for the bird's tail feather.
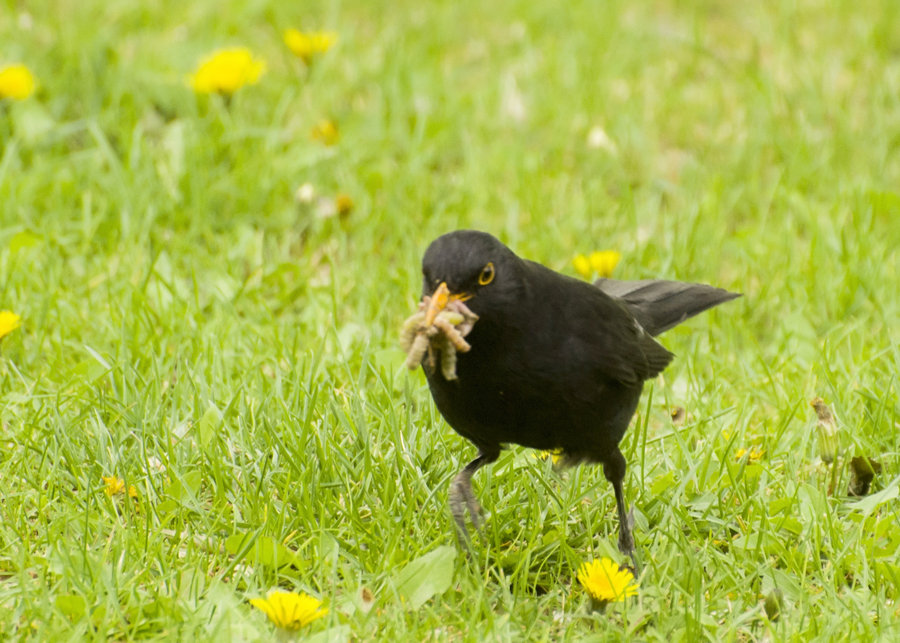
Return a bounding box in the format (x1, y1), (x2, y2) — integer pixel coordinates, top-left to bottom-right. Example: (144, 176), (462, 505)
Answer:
(595, 278), (741, 336)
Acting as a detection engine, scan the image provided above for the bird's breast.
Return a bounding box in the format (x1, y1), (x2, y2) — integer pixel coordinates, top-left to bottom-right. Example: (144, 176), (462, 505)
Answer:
(424, 331), (571, 450)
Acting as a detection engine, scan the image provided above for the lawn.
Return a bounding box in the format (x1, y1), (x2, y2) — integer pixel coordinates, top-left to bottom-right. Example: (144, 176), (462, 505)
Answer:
(1, 0), (898, 639)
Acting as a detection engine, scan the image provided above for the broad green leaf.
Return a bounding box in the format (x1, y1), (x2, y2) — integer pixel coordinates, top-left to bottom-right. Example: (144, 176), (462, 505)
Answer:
(768, 497), (794, 516)
(223, 533), (302, 569)
(166, 470), (203, 502)
(8, 230), (42, 253)
(850, 476), (900, 515)
(70, 358), (109, 384)
(392, 546), (456, 609)
(650, 470), (678, 496)
(55, 594), (86, 620)
(305, 626), (351, 643)
(197, 405), (222, 448)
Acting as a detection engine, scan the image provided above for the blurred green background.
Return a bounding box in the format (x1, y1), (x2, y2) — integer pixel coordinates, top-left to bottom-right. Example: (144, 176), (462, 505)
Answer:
(1, 0), (898, 639)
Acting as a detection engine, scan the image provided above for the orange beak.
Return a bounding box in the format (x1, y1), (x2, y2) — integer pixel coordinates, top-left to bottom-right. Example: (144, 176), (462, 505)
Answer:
(424, 282), (471, 326)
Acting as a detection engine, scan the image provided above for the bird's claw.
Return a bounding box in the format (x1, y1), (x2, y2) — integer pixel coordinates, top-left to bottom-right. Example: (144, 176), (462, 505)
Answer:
(617, 506), (640, 573)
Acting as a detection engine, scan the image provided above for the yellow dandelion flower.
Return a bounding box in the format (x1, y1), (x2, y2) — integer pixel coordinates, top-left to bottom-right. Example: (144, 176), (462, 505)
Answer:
(0, 64), (36, 100)
(102, 475), (126, 497)
(588, 250), (621, 278)
(311, 119), (339, 145)
(0, 311), (21, 339)
(535, 449), (563, 464)
(250, 590), (327, 630)
(573, 254), (591, 278)
(577, 558), (638, 603)
(573, 251), (621, 279)
(128, 485), (139, 499)
(189, 47), (266, 95)
(735, 447), (765, 463)
(284, 29), (337, 63)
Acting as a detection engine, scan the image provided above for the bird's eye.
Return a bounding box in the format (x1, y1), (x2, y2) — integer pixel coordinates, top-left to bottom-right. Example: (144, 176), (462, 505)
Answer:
(478, 262), (495, 286)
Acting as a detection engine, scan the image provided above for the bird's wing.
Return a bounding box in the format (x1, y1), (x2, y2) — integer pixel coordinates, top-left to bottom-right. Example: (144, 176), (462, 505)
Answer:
(564, 298), (674, 386)
(594, 278), (741, 336)
(523, 262), (674, 387)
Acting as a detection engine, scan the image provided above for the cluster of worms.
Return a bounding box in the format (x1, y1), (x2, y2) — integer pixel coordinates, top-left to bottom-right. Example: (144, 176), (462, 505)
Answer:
(400, 296), (478, 380)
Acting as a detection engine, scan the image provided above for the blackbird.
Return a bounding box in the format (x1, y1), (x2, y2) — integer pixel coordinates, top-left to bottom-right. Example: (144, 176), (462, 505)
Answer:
(416, 230), (740, 558)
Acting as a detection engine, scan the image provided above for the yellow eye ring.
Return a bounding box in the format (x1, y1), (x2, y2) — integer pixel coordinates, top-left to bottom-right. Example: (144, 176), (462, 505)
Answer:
(478, 262), (495, 285)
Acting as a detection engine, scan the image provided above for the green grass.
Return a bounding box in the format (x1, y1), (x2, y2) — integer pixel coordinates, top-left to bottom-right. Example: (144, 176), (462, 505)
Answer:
(1, 0), (899, 639)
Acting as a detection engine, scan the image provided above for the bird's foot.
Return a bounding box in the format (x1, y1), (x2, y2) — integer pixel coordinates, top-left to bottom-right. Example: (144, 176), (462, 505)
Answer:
(449, 469), (484, 549)
(617, 507), (639, 573)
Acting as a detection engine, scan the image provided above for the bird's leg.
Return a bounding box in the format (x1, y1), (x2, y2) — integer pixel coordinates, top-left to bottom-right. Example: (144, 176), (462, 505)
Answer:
(603, 448), (638, 569)
(449, 451), (497, 548)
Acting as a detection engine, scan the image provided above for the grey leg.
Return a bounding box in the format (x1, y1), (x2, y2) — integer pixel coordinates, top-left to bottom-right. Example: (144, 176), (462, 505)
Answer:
(449, 451), (497, 547)
(603, 448), (637, 564)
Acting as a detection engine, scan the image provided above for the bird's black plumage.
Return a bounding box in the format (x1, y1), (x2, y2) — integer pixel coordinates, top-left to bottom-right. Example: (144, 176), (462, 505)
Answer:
(418, 230), (740, 558)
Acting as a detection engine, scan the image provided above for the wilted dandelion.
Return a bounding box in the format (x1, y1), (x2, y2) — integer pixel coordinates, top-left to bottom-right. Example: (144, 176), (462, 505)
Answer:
(573, 251), (621, 279)
(358, 587), (375, 614)
(0, 64), (36, 100)
(312, 193), (355, 220)
(586, 125), (618, 153)
(283, 29), (337, 64)
(250, 590), (327, 630)
(189, 47), (266, 95)
(335, 193), (354, 216)
(764, 588), (784, 621)
(848, 455), (881, 497)
(311, 119), (339, 145)
(295, 182), (316, 204)
(810, 397), (839, 463)
(577, 558), (638, 604)
(0, 311), (21, 339)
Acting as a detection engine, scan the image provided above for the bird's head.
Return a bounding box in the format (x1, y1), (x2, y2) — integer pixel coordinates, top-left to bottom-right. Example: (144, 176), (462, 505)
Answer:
(420, 230), (524, 324)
